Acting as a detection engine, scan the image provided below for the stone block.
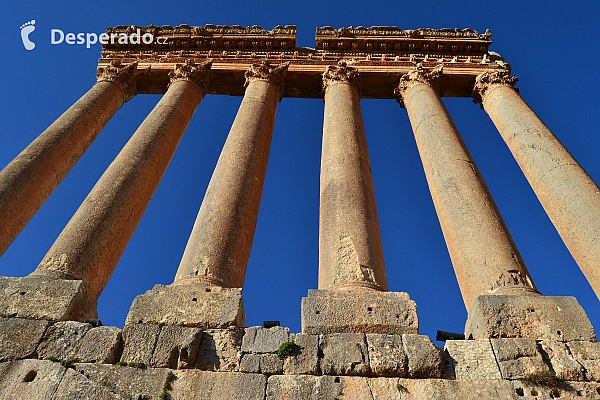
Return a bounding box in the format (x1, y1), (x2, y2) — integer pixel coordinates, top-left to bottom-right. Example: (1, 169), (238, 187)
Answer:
(443, 339), (502, 380)
(0, 317), (49, 362)
(301, 289), (418, 334)
(465, 294), (596, 341)
(120, 323), (160, 365)
(0, 359), (66, 400)
(240, 353), (261, 373)
(283, 333), (319, 375)
(126, 282), (245, 328)
(320, 333), (370, 375)
(490, 338), (550, 380)
(75, 363), (169, 399)
(195, 327), (243, 372)
(151, 325), (203, 369)
(266, 375), (346, 400)
(36, 321), (91, 361)
(53, 368), (126, 399)
(568, 341), (600, 382)
(241, 326), (291, 353)
(402, 334), (445, 378)
(540, 340), (586, 381)
(260, 353), (284, 375)
(366, 334), (407, 377)
(0, 275), (97, 322)
(77, 326), (123, 364)
(171, 370), (267, 400)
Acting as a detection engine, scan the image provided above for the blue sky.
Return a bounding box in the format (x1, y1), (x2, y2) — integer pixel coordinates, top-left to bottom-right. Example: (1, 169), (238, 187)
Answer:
(0, 1), (598, 343)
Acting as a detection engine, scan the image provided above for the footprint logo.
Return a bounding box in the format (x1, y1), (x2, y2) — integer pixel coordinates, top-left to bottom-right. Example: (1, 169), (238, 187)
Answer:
(20, 20), (36, 50)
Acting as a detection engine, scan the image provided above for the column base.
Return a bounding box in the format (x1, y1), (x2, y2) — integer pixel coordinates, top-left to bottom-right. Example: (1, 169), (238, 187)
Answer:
(0, 274), (97, 321)
(465, 293), (596, 341)
(125, 281), (245, 329)
(301, 289), (418, 334)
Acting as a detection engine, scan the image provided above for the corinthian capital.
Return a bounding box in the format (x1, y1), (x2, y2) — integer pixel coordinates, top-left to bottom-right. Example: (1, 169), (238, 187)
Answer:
(322, 61), (360, 91)
(96, 60), (140, 103)
(394, 63), (443, 107)
(472, 69), (519, 105)
(168, 59), (213, 93)
(244, 60), (290, 89)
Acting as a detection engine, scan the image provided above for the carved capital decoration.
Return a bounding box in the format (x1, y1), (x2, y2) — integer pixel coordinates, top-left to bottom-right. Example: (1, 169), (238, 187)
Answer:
(168, 59), (213, 94)
(394, 63), (443, 107)
(96, 60), (139, 103)
(244, 60), (290, 89)
(322, 61), (360, 91)
(472, 69), (519, 105)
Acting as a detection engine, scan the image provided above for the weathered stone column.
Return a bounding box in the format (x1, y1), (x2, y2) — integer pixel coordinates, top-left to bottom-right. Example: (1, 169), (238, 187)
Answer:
(0, 61), (138, 257)
(474, 70), (600, 300)
(395, 64), (594, 341)
(126, 61), (289, 329)
(301, 62), (418, 335)
(26, 60), (210, 321)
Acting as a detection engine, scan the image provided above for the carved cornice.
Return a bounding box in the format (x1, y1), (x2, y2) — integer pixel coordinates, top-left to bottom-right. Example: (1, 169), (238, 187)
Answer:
(472, 69), (519, 105)
(168, 59), (212, 93)
(394, 63), (443, 107)
(317, 26), (491, 40)
(244, 60), (290, 89)
(96, 60), (139, 103)
(322, 61), (360, 91)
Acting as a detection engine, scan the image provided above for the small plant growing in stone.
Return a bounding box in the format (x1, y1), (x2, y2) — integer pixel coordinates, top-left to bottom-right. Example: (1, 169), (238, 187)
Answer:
(277, 341), (297, 360)
(522, 370), (561, 389)
(1, 312), (16, 318)
(45, 355), (77, 369)
(396, 382), (409, 393)
(116, 361), (128, 366)
(128, 361), (146, 369)
(159, 371), (176, 400)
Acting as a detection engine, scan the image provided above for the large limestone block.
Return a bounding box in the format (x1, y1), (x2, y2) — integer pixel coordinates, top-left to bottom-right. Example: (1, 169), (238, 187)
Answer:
(36, 321), (91, 360)
(366, 334), (408, 377)
(540, 340), (586, 381)
(402, 334), (445, 378)
(53, 368), (126, 399)
(443, 339), (502, 380)
(568, 341), (600, 382)
(320, 333), (370, 376)
(151, 325), (203, 369)
(77, 326), (123, 364)
(510, 380), (600, 399)
(171, 370), (267, 400)
(491, 338), (550, 380)
(301, 289), (418, 334)
(126, 283), (245, 328)
(240, 353), (283, 375)
(266, 375), (346, 400)
(0, 359), (66, 400)
(0, 275), (96, 322)
(283, 333), (320, 375)
(194, 327), (243, 372)
(0, 317), (49, 362)
(465, 294), (596, 341)
(75, 363), (169, 399)
(120, 323), (160, 365)
(242, 326), (291, 353)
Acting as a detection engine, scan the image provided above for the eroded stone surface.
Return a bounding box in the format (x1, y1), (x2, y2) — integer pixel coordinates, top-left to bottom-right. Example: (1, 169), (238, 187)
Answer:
(53, 368), (126, 399)
(242, 326), (291, 354)
(195, 327), (243, 372)
(0, 359), (66, 400)
(320, 333), (370, 375)
(403, 334), (445, 378)
(77, 326), (122, 364)
(120, 323), (160, 365)
(36, 321), (91, 361)
(540, 340), (586, 381)
(151, 325), (203, 369)
(0, 317), (49, 362)
(283, 333), (319, 375)
(366, 333), (408, 377)
(172, 370), (267, 400)
(568, 341), (600, 382)
(443, 339), (501, 381)
(301, 289), (418, 334)
(266, 375), (346, 400)
(491, 338), (549, 380)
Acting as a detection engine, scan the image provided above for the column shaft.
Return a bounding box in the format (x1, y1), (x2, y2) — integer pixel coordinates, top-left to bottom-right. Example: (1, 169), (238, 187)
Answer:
(475, 72), (600, 299)
(34, 60), (208, 302)
(0, 61), (138, 257)
(397, 65), (537, 311)
(319, 63), (387, 291)
(175, 61), (288, 288)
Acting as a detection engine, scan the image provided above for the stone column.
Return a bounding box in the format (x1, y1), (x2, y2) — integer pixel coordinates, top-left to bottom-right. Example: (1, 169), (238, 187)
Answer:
(395, 64), (594, 341)
(474, 70), (600, 300)
(126, 61), (289, 329)
(319, 62), (387, 291)
(0, 61), (138, 257)
(301, 62), (418, 335)
(29, 60), (211, 320)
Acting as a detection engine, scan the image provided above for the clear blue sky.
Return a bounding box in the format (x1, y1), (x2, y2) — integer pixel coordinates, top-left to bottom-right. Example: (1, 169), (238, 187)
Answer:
(1, 1), (598, 344)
